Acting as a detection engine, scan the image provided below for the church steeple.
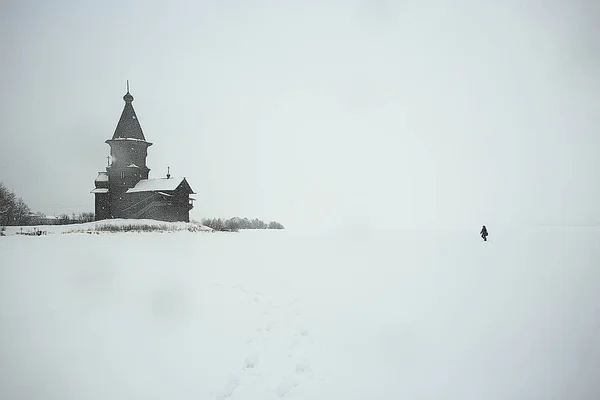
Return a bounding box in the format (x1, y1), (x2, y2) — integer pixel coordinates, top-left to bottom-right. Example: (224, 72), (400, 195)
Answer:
(112, 84), (146, 141)
(105, 85), (153, 189)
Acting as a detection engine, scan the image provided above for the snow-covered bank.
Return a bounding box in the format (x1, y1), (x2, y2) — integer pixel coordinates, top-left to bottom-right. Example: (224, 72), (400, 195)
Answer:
(0, 228), (599, 399)
(1, 218), (213, 235)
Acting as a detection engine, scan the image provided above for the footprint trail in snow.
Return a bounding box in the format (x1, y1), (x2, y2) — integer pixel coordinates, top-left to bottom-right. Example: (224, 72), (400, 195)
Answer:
(215, 284), (316, 399)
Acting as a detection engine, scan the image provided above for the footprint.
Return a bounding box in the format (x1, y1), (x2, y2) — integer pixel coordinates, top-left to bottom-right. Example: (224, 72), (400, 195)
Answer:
(243, 355), (259, 370)
(275, 376), (299, 398)
(265, 320), (279, 332)
(215, 376), (240, 400)
(295, 363), (311, 374)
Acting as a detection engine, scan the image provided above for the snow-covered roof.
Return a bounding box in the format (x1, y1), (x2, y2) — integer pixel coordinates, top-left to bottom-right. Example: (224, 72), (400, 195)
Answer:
(29, 213), (58, 219)
(126, 177), (187, 193)
(110, 137), (149, 143)
(95, 172), (108, 182)
(91, 188), (109, 194)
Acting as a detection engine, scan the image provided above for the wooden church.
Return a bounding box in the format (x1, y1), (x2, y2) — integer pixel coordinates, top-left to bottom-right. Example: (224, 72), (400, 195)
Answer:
(91, 88), (195, 222)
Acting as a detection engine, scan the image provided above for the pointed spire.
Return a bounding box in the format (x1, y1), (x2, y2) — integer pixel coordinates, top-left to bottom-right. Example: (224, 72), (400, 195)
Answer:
(167, 166), (171, 179)
(112, 86), (145, 140)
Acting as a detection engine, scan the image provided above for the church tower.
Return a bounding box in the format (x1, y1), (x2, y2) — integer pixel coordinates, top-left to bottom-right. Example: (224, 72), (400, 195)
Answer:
(106, 91), (152, 187)
(105, 89), (153, 214)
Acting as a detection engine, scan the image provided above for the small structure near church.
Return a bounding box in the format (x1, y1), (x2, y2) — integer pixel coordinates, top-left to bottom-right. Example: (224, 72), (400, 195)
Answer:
(92, 86), (195, 222)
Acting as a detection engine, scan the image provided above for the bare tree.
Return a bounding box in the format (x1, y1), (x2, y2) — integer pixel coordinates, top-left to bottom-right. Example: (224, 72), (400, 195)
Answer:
(0, 182), (31, 226)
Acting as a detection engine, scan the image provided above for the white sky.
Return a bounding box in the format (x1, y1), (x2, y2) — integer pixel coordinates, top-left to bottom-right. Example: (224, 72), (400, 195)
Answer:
(1, 0), (599, 230)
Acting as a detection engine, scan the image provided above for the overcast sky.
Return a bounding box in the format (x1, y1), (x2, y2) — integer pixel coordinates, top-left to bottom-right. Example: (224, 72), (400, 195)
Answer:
(1, 0), (598, 230)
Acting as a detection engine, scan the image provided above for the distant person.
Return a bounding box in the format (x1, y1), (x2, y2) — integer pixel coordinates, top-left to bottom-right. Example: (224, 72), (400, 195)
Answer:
(480, 225), (488, 241)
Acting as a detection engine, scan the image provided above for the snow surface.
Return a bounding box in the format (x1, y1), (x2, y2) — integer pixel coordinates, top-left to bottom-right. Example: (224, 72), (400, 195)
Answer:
(1, 227), (599, 399)
(126, 177), (186, 193)
(110, 137), (147, 142)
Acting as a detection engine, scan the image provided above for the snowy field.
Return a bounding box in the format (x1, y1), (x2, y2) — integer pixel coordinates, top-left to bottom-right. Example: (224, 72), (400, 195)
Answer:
(1, 225), (599, 399)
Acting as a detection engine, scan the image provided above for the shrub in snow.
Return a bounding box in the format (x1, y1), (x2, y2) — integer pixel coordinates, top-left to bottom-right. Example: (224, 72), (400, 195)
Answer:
(94, 223), (172, 233)
(62, 220), (213, 234)
(201, 217), (284, 231)
(268, 221), (285, 229)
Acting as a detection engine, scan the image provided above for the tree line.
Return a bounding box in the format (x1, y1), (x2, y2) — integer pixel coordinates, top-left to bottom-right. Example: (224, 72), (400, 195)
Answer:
(201, 217), (284, 231)
(1, 182), (95, 227)
(51, 212), (96, 225)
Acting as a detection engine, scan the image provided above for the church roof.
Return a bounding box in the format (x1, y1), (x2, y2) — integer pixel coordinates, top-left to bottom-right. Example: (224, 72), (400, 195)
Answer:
(111, 91), (146, 141)
(95, 172), (108, 182)
(125, 177), (195, 194)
